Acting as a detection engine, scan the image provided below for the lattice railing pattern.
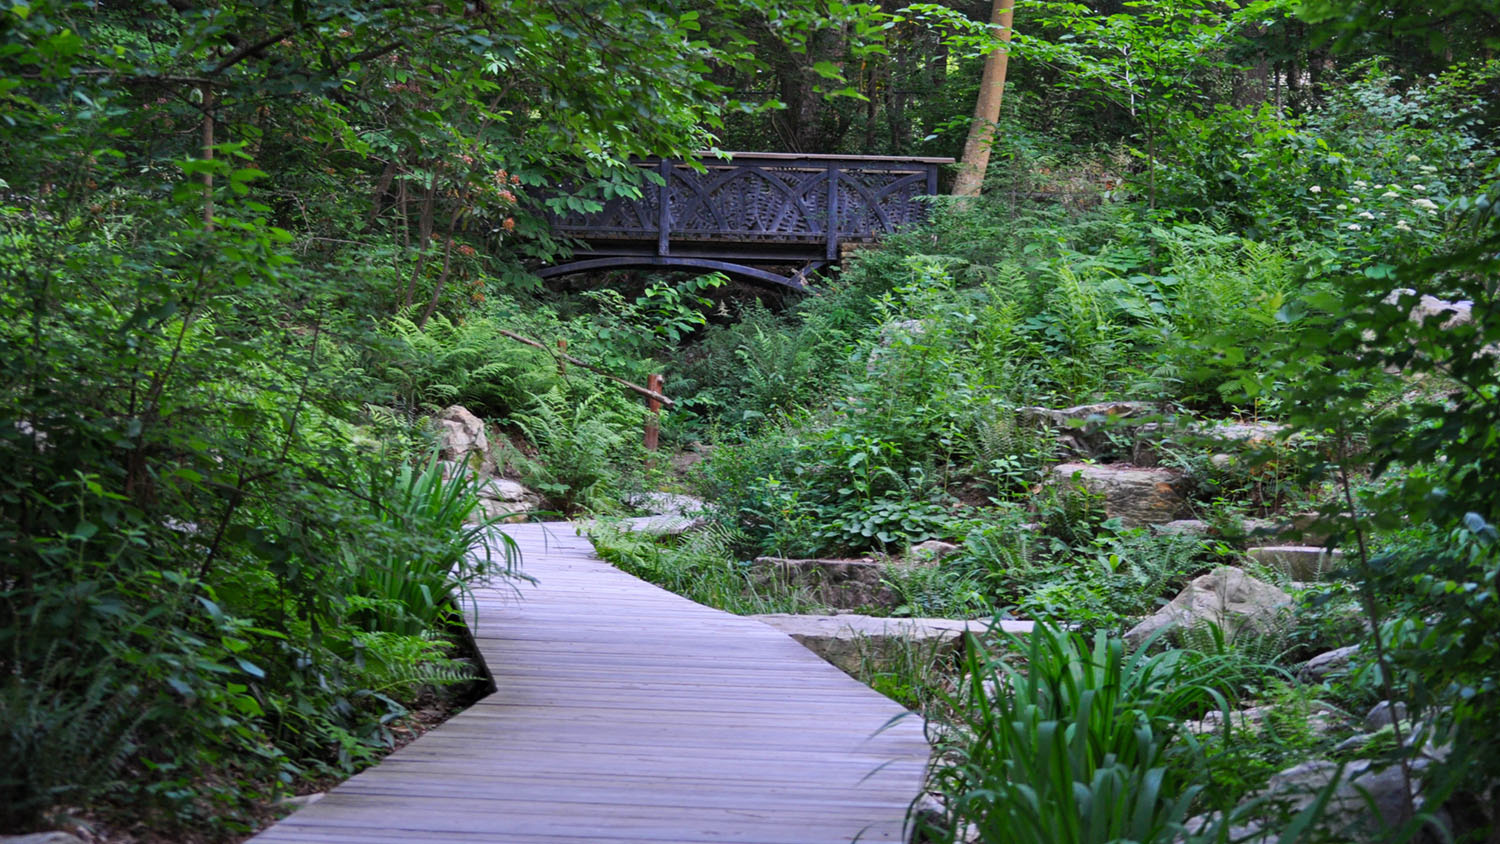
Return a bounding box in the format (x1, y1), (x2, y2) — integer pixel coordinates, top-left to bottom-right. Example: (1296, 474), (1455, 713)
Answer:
(552, 154), (944, 261)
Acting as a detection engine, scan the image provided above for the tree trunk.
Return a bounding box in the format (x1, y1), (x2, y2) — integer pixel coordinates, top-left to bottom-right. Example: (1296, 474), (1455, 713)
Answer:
(952, 0), (1015, 198)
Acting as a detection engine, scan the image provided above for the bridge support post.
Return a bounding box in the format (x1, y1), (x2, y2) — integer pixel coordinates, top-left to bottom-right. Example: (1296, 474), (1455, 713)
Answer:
(643, 373), (664, 451)
(824, 162), (839, 261)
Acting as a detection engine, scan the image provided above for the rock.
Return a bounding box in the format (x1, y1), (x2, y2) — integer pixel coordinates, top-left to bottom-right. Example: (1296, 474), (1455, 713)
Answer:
(1050, 463), (1186, 527)
(670, 443), (711, 476)
(0, 835), (87, 844)
(276, 791), (326, 809)
(1364, 700), (1411, 732)
(1154, 518), (1300, 543)
(1264, 755), (1449, 839)
(614, 514), (708, 536)
(751, 613), (1032, 675)
(1157, 519), (1210, 536)
(907, 540), (960, 563)
(751, 557), (898, 611)
(1246, 545), (1344, 580)
(879, 319), (928, 343)
(625, 492), (708, 517)
(1021, 402), (1160, 457)
(1299, 645), (1359, 683)
(1134, 419), (1288, 466)
(435, 405), (494, 476)
(1387, 288), (1474, 329)
(11, 419), (49, 452)
(867, 320), (931, 373)
(1124, 567), (1292, 648)
(474, 477), (541, 523)
(1197, 419), (1287, 445)
(1187, 701), (1343, 738)
(1021, 401), (1159, 428)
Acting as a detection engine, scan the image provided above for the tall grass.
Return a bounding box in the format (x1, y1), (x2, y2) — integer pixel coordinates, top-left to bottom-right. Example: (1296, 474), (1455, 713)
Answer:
(919, 622), (1239, 843)
(350, 454), (520, 635)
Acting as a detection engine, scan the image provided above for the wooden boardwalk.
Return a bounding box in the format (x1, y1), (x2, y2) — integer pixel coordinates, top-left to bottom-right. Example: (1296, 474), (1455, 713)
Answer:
(250, 522), (931, 844)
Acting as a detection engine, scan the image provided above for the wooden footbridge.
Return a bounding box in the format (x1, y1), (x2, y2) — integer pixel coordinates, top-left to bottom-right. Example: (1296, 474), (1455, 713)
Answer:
(250, 522), (931, 843)
(538, 153), (951, 291)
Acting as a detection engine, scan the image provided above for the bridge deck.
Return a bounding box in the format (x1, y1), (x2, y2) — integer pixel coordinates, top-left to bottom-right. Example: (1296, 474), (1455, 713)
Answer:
(249, 522), (930, 844)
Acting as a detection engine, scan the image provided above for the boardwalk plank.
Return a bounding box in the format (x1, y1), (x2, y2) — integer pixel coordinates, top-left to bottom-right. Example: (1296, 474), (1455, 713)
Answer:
(249, 522), (929, 844)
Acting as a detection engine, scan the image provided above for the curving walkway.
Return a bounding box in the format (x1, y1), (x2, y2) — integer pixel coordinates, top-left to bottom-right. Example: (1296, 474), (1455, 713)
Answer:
(249, 522), (931, 844)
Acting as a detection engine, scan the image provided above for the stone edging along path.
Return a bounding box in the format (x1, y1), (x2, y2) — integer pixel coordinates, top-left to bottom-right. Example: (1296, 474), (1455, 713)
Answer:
(249, 521), (930, 844)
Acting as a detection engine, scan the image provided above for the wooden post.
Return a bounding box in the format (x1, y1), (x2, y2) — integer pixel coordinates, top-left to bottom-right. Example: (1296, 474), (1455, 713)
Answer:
(556, 338), (568, 377)
(643, 373), (664, 451)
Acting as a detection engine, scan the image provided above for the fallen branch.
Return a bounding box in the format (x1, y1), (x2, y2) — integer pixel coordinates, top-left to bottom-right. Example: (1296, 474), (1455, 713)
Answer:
(497, 329), (674, 408)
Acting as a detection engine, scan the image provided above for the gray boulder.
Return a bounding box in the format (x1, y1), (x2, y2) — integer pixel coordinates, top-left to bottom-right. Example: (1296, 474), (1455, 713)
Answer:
(1156, 519), (1211, 536)
(1247, 545), (1344, 580)
(1134, 419), (1287, 466)
(1364, 700), (1411, 733)
(1021, 401), (1159, 457)
(907, 540), (960, 563)
(474, 477), (541, 523)
(625, 491), (708, 517)
(750, 557), (897, 611)
(1187, 700), (1343, 739)
(1124, 567), (1292, 648)
(1265, 753), (1449, 840)
(613, 514), (707, 536)
(1299, 645), (1359, 683)
(1051, 462), (1187, 527)
(752, 613), (1031, 675)
(435, 405), (494, 475)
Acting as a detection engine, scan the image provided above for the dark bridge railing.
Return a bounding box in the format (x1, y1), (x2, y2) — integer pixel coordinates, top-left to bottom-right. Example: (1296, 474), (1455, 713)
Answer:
(537, 152), (951, 290)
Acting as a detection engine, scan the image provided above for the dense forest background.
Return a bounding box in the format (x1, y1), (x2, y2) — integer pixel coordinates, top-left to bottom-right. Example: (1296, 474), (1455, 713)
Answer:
(3, 0), (1498, 841)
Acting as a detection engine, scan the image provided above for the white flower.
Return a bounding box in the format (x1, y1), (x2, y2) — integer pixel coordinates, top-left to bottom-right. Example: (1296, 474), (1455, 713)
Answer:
(1350, 197), (1361, 204)
(1406, 154), (1421, 162)
(1336, 204), (1349, 211)
(1381, 191), (1399, 198)
(1387, 183), (1402, 190)
(1353, 180), (1369, 188)
(1412, 184), (1426, 191)
(1358, 211), (1375, 219)
(1347, 223), (1362, 231)
(1310, 185), (1322, 193)
(1395, 220), (1413, 232)
(1412, 198), (1439, 211)
(1420, 165), (1438, 174)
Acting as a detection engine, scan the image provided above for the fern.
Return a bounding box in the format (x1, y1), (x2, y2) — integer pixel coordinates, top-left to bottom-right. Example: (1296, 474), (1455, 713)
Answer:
(509, 386), (638, 514)
(0, 650), (146, 829)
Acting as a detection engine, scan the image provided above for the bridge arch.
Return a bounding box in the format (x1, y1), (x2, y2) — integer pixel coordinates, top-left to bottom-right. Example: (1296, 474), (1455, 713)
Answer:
(535, 256), (819, 292)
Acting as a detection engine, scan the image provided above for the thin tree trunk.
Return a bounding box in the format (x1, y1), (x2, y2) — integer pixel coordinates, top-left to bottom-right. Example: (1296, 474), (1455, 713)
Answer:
(952, 0), (1015, 198)
(201, 83), (214, 229)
